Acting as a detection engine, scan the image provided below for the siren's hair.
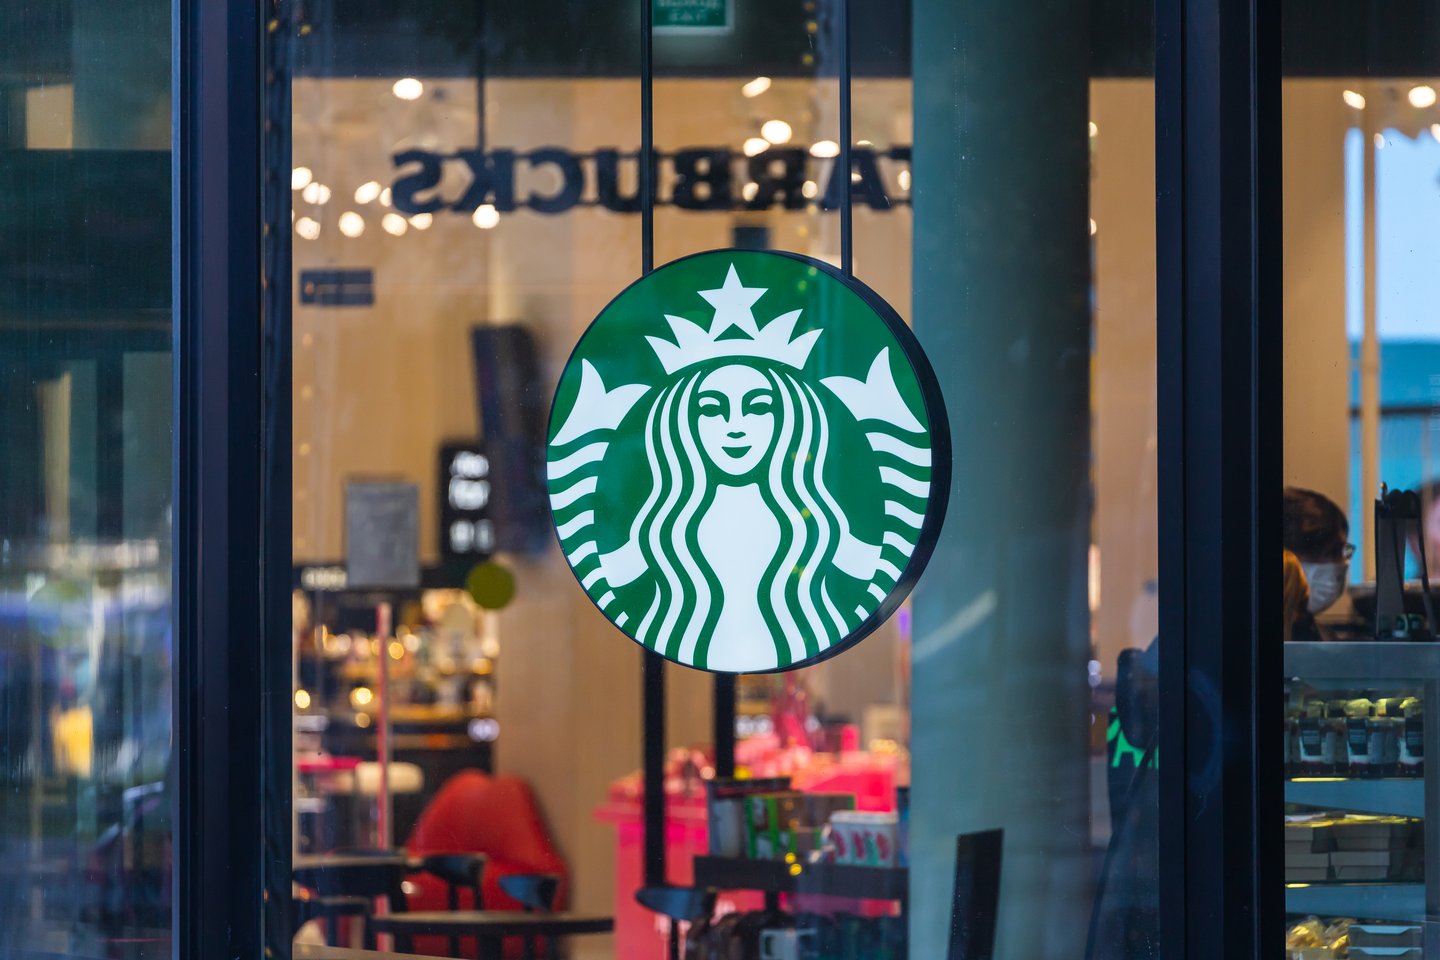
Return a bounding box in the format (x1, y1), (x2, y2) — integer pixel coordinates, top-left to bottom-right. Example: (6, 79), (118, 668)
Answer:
(630, 363), (845, 668)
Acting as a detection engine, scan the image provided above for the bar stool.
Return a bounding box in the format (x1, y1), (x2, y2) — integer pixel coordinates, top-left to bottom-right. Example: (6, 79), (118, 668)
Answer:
(636, 885), (717, 960)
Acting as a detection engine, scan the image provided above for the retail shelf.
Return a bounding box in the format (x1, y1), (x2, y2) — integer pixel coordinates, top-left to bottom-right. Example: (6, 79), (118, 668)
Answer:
(1285, 778), (1425, 818)
(692, 856), (907, 901)
(1285, 882), (1425, 921)
(1284, 642), (1440, 681)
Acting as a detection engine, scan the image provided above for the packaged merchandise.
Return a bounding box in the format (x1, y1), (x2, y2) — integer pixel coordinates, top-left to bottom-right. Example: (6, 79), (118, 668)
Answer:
(827, 811), (899, 867)
(1345, 699), (1375, 777)
(707, 777), (792, 858)
(743, 791), (855, 860)
(1399, 698), (1424, 776)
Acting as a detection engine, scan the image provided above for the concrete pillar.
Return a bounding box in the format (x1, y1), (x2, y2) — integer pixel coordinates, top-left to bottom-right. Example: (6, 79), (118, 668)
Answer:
(910, 0), (1094, 956)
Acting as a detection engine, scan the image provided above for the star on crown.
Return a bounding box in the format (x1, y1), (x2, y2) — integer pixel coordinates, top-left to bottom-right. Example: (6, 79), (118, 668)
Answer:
(645, 264), (823, 375)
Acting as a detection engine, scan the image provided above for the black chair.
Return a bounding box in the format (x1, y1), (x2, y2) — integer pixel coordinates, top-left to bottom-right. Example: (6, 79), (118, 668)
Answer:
(948, 829), (1004, 960)
(418, 853), (488, 958)
(636, 885), (717, 960)
(293, 888), (371, 947)
(293, 857), (412, 950)
(499, 873), (561, 912)
(498, 873), (562, 960)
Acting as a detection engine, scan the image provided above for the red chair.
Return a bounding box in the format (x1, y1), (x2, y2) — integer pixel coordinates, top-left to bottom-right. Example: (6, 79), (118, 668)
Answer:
(404, 769), (568, 958)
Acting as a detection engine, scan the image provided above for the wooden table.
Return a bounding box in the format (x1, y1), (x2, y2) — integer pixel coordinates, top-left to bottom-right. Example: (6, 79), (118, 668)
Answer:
(294, 852), (422, 876)
(294, 944), (450, 960)
(370, 910), (614, 960)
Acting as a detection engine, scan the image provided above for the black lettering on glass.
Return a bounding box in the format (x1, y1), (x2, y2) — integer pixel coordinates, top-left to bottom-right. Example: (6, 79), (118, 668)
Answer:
(391, 150), (446, 214)
(526, 147), (584, 214)
(744, 148), (808, 210)
(595, 149), (642, 212)
(671, 148), (733, 211)
(822, 147), (892, 211)
(454, 149), (517, 212)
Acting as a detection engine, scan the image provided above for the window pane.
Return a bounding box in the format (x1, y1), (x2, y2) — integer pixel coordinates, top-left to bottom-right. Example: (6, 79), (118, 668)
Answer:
(909, 1), (1158, 957)
(0, 0), (173, 955)
(1281, 8), (1440, 952)
(279, 1), (1157, 958)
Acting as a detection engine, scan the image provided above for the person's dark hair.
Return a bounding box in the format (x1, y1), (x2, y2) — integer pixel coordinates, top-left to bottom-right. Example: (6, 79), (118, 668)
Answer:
(1283, 486), (1349, 562)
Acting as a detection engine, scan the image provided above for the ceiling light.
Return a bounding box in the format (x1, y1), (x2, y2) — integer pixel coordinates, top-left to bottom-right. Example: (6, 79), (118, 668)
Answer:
(1342, 89), (1366, 110)
(741, 182), (759, 201)
(381, 213), (408, 236)
(742, 76), (771, 98)
(1409, 85), (1437, 108)
(393, 77), (424, 101)
(472, 204), (499, 229)
(354, 181), (382, 203)
(409, 212), (433, 229)
(801, 180), (818, 199)
(743, 137), (770, 157)
(292, 166), (313, 190)
(1088, 121), (1099, 137)
(809, 140), (839, 158)
(301, 182), (331, 205)
(338, 211), (365, 237)
(295, 217), (320, 240)
(761, 119), (793, 144)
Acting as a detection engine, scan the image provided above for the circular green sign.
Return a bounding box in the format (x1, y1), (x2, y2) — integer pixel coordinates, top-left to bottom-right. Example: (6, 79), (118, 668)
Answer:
(466, 561), (516, 610)
(547, 250), (949, 673)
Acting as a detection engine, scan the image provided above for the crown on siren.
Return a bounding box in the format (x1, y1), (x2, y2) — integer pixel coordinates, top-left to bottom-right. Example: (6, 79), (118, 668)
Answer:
(646, 264), (823, 375)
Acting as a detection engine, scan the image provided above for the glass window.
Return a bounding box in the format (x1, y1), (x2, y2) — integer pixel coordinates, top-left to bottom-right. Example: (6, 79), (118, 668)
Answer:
(279, 1), (1159, 958)
(0, 0), (174, 955)
(1281, 9), (1440, 954)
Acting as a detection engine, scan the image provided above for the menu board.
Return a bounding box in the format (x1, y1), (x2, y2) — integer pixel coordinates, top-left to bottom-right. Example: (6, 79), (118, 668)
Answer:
(344, 481), (420, 589)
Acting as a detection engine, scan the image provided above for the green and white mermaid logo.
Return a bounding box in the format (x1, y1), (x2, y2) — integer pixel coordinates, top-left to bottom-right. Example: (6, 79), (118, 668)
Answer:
(547, 250), (948, 673)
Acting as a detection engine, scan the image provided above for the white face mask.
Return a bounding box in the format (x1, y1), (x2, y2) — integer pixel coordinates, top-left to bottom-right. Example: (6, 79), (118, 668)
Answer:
(1301, 561), (1348, 614)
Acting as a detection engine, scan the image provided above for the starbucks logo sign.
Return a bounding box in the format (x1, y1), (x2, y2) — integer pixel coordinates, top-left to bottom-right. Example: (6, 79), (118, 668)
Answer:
(547, 250), (949, 673)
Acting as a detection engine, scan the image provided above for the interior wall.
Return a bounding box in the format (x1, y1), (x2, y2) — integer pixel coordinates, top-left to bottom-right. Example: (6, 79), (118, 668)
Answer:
(1281, 80), (1351, 511)
(1091, 79), (1159, 668)
(292, 76), (914, 953)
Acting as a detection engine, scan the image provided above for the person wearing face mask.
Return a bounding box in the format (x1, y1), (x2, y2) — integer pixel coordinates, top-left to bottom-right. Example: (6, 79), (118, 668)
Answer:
(1283, 486), (1353, 641)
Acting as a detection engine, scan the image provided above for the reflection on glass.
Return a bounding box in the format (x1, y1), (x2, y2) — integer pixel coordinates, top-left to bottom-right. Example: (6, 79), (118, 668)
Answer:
(0, 0), (173, 954)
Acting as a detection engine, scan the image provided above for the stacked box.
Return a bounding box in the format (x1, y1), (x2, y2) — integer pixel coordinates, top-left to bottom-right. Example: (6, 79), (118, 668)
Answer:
(1285, 819), (1335, 882)
(1331, 816), (1422, 881)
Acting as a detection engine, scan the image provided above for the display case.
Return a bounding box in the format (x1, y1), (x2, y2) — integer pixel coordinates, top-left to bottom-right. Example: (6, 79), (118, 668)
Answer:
(1284, 642), (1439, 956)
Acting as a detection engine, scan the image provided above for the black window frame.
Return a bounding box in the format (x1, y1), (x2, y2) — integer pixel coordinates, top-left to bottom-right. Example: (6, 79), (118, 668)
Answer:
(168, 0), (1289, 955)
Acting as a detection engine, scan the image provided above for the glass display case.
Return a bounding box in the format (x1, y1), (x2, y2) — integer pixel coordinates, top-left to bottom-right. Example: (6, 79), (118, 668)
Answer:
(1285, 641), (1438, 957)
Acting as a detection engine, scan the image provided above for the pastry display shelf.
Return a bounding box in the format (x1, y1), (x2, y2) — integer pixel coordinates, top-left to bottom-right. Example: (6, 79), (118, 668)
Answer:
(1284, 641), (1440, 682)
(1286, 882), (1425, 922)
(1285, 778), (1425, 818)
(1285, 641), (1440, 937)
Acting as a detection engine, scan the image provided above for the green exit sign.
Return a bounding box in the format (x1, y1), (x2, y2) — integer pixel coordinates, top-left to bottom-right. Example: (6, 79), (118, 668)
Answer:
(653, 0), (732, 33)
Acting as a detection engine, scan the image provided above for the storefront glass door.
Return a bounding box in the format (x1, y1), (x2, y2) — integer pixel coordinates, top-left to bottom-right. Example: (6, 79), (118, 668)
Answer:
(274, 1), (1165, 958)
